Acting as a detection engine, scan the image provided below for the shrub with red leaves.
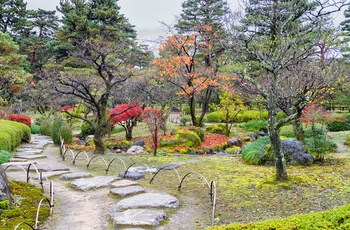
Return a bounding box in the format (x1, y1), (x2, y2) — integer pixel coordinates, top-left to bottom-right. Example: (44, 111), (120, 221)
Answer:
(59, 106), (75, 113)
(8, 114), (32, 127)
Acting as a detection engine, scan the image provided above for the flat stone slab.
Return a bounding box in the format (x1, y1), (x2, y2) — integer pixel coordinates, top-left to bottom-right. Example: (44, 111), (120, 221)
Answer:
(16, 149), (43, 154)
(31, 171), (71, 179)
(14, 155), (47, 160)
(110, 209), (167, 228)
(110, 180), (139, 188)
(119, 172), (145, 180)
(1, 161), (36, 170)
(112, 193), (179, 211)
(127, 166), (157, 174)
(110, 186), (145, 197)
(10, 158), (28, 162)
(60, 172), (92, 180)
(34, 165), (70, 172)
(70, 176), (118, 191)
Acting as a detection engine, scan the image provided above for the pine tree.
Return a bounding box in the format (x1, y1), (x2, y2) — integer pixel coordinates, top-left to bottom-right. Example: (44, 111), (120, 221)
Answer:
(0, 0), (29, 37)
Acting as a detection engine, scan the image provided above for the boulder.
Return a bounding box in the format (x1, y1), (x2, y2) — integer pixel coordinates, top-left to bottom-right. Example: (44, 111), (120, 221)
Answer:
(260, 140), (313, 166)
(227, 138), (242, 147)
(131, 140), (145, 147)
(0, 166), (12, 205)
(281, 140), (314, 166)
(126, 146), (147, 155)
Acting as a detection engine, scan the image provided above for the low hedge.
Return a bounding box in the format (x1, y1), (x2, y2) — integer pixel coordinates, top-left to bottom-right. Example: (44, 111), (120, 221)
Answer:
(206, 110), (286, 123)
(208, 203), (350, 230)
(0, 120), (31, 151)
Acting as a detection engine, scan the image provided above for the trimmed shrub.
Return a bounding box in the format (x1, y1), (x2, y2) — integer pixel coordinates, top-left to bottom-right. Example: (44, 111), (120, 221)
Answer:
(206, 124), (227, 135)
(206, 111), (224, 122)
(345, 136), (350, 146)
(241, 136), (270, 165)
(160, 128), (202, 154)
(0, 150), (13, 164)
(208, 203), (350, 230)
(327, 115), (350, 132)
(31, 124), (40, 134)
(8, 114), (31, 127)
(238, 120), (268, 133)
(40, 118), (53, 136)
(183, 105), (191, 115)
(180, 116), (191, 126)
(0, 120), (31, 151)
(81, 121), (95, 139)
(51, 116), (73, 145)
(188, 126), (205, 141)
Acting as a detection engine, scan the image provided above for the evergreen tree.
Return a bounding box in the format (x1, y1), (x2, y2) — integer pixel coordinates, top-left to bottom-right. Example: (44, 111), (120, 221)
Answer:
(49, 0), (149, 154)
(0, 0), (29, 37)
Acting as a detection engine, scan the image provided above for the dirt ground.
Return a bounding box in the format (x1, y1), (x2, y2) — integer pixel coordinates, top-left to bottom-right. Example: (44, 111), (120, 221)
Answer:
(7, 145), (209, 230)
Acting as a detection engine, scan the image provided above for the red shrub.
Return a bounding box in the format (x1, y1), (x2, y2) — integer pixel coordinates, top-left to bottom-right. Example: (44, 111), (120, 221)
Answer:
(59, 106), (75, 113)
(8, 114), (32, 127)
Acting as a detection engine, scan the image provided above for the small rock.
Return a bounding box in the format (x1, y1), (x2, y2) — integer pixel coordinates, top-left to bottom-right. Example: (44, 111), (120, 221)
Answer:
(126, 146), (147, 155)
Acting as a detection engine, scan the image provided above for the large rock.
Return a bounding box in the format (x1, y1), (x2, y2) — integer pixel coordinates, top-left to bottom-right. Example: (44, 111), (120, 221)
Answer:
(282, 140), (314, 166)
(227, 138), (242, 147)
(112, 193), (179, 211)
(0, 166), (12, 205)
(126, 146), (147, 155)
(110, 209), (167, 228)
(131, 140), (145, 147)
(261, 140), (313, 166)
(70, 176), (118, 191)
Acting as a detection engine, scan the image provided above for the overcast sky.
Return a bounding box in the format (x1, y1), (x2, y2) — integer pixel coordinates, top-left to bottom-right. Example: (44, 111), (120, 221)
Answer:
(26, 0), (345, 49)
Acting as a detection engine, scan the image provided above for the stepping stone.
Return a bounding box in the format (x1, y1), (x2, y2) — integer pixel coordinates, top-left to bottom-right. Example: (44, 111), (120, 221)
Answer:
(2, 161), (36, 170)
(60, 172), (92, 180)
(110, 180), (139, 188)
(70, 176), (119, 191)
(16, 149), (42, 154)
(34, 165), (70, 172)
(119, 172), (144, 180)
(10, 158), (28, 162)
(112, 193), (179, 211)
(31, 171), (70, 179)
(110, 186), (145, 197)
(127, 166), (157, 174)
(14, 155), (47, 160)
(154, 162), (185, 170)
(110, 209), (167, 228)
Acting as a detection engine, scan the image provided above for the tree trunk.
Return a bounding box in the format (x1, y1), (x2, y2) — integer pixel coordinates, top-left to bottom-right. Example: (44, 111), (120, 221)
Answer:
(292, 118), (305, 144)
(153, 118), (158, 156)
(93, 126), (105, 154)
(189, 96), (198, 126)
(268, 74), (288, 181)
(125, 127), (133, 141)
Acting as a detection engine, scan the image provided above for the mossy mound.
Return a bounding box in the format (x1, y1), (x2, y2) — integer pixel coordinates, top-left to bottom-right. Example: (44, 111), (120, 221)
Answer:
(160, 128), (202, 154)
(0, 181), (50, 230)
(0, 119), (31, 151)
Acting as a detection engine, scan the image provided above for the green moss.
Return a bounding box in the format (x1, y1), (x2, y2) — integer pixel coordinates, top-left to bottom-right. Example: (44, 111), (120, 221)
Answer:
(188, 126), (205, 141)
(206, 124), (227, 135)
(0, 200), (9, 209)
(0, 181), (50, 230)
(345, 136), (350, 146)
(225, 146), (241, 154)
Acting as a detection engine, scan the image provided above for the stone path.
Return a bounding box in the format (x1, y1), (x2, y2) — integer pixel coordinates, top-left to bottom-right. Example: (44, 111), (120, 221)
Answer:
(2, 134), (185, 229)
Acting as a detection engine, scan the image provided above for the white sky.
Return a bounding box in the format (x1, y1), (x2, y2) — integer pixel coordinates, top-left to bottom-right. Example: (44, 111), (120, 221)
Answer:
(26, 0), (345, 49)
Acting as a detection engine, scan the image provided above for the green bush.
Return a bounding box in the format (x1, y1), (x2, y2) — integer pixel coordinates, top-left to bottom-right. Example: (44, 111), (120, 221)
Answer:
(279, 125), (295, 137)
(180, 115), (191, 126)
(188, 126), (205, 141)
(51, 116), (73, 145)
(0, 150), (13, 164)
(225, 146), (241, 154)
(238, 120), (268, 133)
(327, 115), (350, 132)
(208, 203), (350, 230)
(206, 124), (227, 135)
(39, 117), (53, 136)
(345, 136), (350, 146)
(241, 136), (270, 165)
(81, 121), (95, 139)
(160, 129), (202, 150)
(31, 124), (40, 134)
(305, 136), (337, 161)
(206, 111), (224, 122)
(0, 120), (31, 151)
(183, 105), (191, 115)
